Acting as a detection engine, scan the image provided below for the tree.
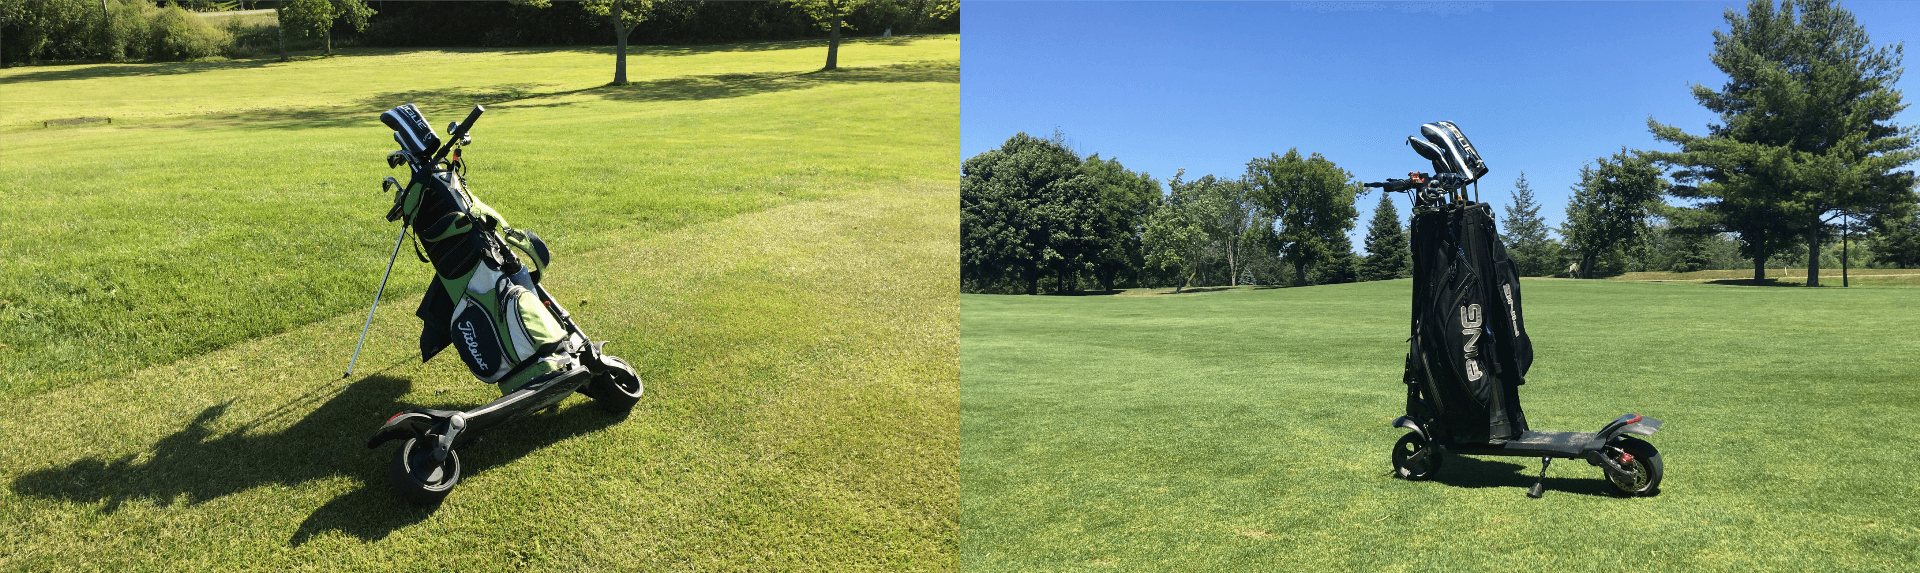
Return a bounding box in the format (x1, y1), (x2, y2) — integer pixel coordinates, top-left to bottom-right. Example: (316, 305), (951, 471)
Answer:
(580, 0), (673, 86)
(1312, 232), (1360, 285)
(1647, 0), (1919, 285)
(960, 132), (1098, 295)
(1141, 170), (1239, 291)
(278, 0), (373, 57)
(788, 0), (863, 70)
(1246, 149), (1363, 286)
(1499, 172), (1558, 277)
(1359, 193), (1410, 281)
(1562, 149), (1668, 278)
(1141, 181), (1206, 292)
(1871, 211), (1920, 268)
(1079, 154), (1161, 292)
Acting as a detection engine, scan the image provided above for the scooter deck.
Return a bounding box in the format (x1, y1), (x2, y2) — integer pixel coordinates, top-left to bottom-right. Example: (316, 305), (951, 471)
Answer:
(1448, 430), (1598, 458)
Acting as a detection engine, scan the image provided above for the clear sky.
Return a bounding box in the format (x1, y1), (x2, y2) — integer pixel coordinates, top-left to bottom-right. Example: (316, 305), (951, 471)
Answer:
(960, 0), (1920, 247)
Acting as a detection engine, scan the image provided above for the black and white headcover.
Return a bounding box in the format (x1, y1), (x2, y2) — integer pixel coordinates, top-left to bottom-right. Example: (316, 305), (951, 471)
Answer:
(380, 103), (442, 159)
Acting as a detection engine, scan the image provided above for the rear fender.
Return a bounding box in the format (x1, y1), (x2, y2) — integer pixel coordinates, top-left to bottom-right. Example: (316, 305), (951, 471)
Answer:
(1596, 414), (1662, 441)
(367, 411), (436, 449)
(1392, 415), (1429, 442)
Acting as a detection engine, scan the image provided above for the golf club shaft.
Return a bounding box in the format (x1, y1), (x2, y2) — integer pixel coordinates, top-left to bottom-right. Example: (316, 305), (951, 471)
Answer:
(346, 226), (409, 378)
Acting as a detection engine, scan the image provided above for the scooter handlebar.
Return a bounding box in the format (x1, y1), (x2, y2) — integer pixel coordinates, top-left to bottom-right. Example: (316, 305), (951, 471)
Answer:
(433, 105), (485, 161)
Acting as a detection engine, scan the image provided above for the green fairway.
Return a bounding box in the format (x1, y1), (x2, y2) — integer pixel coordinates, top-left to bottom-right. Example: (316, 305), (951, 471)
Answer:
(961, 280), (1919, 571)
(0, 37), (956, 397)
(1, 38), (955, 570)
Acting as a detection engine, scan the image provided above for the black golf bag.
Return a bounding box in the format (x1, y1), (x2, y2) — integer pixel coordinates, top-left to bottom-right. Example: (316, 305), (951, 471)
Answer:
(1405, 202), (1533, 445)
(1379, 122), (1666, 497)
(1395, 121), (1534, 445)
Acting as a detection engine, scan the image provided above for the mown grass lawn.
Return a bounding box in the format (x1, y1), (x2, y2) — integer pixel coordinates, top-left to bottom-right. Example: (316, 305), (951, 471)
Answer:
(0, 36), (956, 397)
(961, 280), (1919, 571)
(1, 37), (956, 571)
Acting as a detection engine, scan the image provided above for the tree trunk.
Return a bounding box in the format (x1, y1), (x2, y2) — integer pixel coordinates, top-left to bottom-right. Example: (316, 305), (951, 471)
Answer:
(1842, 225), (1850, 287)
(324, 27), (332, 56)
(1226, 242), (1239, 286)
(612, 0), (630, 85)
(1752, 250), (1768, 282)
(1805, 220), (1822, 287)
(276, 5), (288, 62)
(1580, 252), (1596, 279)
(825, 8), (841, 70)
(1025, 265), (1039, 296)
(1292, 260), (1307, 287)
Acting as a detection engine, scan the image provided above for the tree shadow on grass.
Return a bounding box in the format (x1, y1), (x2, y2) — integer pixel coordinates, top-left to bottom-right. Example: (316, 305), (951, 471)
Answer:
(1425, 455), (1623, 497)
(0, 58), (285, 84)
(1704, 278), (1805, 287)
(155, 59), (956, 133)
(8, 374), (632, 546)
(0, 36), (954, 85)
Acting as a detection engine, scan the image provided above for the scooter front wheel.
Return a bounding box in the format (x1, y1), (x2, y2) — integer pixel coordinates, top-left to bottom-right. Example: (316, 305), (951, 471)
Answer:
(586, 355), (644, 414)
(1391, 431), (1442, 480)
(1604, 437), (1661, 496)
(389, 436), (462, 505)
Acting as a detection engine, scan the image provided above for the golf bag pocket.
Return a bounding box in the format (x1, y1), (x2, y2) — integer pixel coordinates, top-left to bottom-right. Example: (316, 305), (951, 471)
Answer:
(450, 296), (511, 383)
(504, 285), (565, 362)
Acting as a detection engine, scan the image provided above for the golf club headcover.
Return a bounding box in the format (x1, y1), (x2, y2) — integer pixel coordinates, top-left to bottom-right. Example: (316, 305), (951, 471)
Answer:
(381, 104), (441, 160)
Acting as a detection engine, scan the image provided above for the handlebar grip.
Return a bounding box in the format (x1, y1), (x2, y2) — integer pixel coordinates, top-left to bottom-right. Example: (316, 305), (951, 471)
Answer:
(454, 105), (484, 137)
(433, 105), (485, 161)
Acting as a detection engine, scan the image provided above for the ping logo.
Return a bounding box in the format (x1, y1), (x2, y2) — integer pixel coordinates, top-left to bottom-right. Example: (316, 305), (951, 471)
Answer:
(458, 321), (489, 371)
(1460, 303), (1483, 381)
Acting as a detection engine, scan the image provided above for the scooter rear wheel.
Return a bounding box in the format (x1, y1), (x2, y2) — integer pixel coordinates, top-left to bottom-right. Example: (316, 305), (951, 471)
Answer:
(1391, 431), (1442, 480)
(1605, 437), (1662, 496)
(389, 436), (461, 505)
(586, 355), (644, 414)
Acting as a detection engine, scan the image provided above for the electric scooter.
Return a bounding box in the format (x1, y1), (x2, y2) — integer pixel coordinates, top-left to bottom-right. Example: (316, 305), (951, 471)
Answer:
(1368, 122), (1665, 498)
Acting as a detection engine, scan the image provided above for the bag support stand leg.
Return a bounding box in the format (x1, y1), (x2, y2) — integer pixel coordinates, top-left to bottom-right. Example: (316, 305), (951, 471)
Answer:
(345, 226), (408, 379)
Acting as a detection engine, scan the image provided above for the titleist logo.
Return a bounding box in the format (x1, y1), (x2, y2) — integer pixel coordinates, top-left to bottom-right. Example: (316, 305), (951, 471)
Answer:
(459, 321), (488, 371)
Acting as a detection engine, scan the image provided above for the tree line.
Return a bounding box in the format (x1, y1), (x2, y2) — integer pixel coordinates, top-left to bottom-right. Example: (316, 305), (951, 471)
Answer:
(963, 0), (1920, 294)
(0, 0), (959, 68)
(961, 132), (1382, 295)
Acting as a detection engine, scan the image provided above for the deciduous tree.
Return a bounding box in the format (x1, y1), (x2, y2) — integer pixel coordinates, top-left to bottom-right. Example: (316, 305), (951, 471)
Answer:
(1246, 149), (1363, 286)
(961, 133), (1098, 295)
(1080, 154), (1161, 292)
(1563, 149), (1668, 278)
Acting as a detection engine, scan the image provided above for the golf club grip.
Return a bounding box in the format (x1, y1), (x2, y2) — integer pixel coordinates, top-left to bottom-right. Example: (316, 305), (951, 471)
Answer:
(433, 105), (485, 161)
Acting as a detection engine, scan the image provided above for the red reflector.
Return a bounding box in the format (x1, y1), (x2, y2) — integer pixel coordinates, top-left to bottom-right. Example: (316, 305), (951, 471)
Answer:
(1626, 415), (1642, 424)
(386, 412), (406, 424)
(1620, 452), (1635, 465)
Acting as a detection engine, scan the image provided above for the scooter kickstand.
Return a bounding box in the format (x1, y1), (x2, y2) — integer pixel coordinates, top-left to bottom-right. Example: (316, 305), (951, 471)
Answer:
(1526, 457), (1551, 498)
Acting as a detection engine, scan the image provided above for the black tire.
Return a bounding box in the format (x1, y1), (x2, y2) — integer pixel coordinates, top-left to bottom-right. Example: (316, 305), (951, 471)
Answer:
(389, 436), (461, 506)
(586, 355), (643, 414)
(1391, 431), (1442, 480)
(1604, 437), (1662, 496)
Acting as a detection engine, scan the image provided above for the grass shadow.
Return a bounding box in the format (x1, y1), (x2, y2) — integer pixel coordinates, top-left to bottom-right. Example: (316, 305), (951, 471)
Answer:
(0, 58), (285, 84)
(1704, 278), (1804, 287)
(155, 59), (956, 133)
(7, 374), (632, 546)
(1425, 455), (1622, 497)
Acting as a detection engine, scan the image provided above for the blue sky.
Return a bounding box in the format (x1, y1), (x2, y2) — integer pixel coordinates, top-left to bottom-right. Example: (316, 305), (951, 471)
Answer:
(960, 0), (1920, 247)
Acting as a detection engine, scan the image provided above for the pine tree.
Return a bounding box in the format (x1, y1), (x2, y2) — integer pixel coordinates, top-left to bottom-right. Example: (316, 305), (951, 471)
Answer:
(1499, 172), (1558, 277)
(1359, 193), (1411, 281)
